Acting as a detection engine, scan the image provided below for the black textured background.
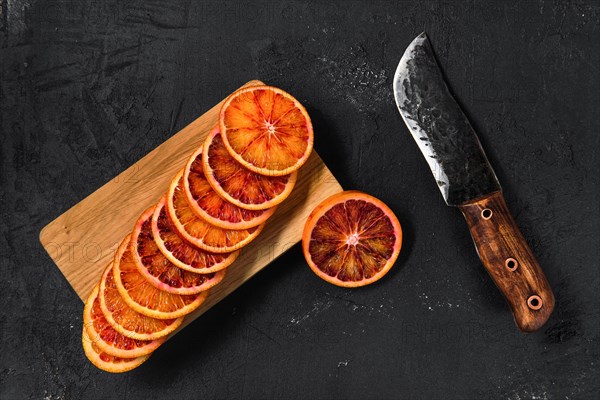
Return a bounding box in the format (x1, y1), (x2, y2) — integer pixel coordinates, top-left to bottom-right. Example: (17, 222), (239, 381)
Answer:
(1, 1), (599, 399)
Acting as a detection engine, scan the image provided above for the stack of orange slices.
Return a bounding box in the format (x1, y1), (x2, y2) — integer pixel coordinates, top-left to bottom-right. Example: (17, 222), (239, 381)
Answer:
(82, 85), (314, 372)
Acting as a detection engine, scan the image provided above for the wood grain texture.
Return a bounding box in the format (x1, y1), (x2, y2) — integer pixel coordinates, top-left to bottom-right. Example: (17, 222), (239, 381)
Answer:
(458, 191), (555, 332)
(39, 81), (343, 332)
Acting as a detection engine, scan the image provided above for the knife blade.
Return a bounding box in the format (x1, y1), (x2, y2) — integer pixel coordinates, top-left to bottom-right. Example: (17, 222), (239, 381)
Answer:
(393, 33), (554, 332)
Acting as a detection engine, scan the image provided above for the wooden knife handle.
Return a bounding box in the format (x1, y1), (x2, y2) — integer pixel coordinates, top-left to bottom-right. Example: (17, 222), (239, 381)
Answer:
(458, 191), (554, 332)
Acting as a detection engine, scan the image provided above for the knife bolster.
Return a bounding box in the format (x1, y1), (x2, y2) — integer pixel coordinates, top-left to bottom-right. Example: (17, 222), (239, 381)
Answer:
(458, 191), (555, 332)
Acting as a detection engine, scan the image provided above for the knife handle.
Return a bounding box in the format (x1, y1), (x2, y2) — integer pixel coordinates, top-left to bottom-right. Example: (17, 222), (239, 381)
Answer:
(458, 191), (554, 332)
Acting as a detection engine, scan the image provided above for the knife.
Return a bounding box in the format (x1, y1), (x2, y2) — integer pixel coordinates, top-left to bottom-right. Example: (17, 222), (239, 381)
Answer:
(393, 33), (554, 332)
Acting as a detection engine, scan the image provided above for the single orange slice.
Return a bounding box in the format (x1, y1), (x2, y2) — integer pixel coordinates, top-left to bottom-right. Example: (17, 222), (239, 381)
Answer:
(152, 195), (239, 274)
(219, 85), (314, 176)
(167, 169), (264, 252)
(99, 263), (183, 340)
(302, 191), (402, 288)
(203, 126), (297, 210)
(82, 326), (149, 373)
(183, 144), (277, 229)
(130, 205), (226, 295)
(83, 285), (162, 359)
(113, 234), (208, 319)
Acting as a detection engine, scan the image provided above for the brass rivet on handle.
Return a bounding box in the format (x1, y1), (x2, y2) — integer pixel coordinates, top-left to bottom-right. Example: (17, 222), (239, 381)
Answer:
(527, 295), (543, 310)
(481, 208), (493, 220)
(505, 258), (518, 271)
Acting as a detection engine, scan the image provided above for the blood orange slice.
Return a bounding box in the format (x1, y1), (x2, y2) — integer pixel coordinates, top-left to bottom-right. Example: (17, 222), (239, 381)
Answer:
(99, 263), (183, 340)
(130, 205), (226, 295)
(167, 169), (264, 252)
(82, 327), (149, 373)
(219, 85), (314, 176)
(113, 234), (208, 319)
(202, 126), (297, 210)
(152, 195), (239, 274)
(83, 285), (162, 359)
(183, 144), (276, 229)
(302, 191), (402, 288)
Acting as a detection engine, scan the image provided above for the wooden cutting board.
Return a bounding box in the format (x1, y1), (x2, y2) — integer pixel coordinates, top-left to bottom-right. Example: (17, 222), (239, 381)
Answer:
(39, 80), (343, 332)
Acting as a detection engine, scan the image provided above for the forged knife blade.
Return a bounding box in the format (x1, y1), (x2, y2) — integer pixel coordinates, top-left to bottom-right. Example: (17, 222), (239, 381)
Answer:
(393, 33), (554, 332)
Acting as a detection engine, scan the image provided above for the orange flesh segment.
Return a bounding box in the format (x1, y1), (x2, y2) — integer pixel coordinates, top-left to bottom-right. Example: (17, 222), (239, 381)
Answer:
(187, 148), (270, 227)
(222, 87), (312, 172)
(101, 265), (181, 338)
(117, 239), (204, 314)
(154, 198), (236, 272)
(308, 199), (398, 282)
(171, 175), (260, 250)
(206, 132), (294, 207)
(89, 291), (158, 353)
(134, 213), (221, 291)
(82, 327), (148, 372)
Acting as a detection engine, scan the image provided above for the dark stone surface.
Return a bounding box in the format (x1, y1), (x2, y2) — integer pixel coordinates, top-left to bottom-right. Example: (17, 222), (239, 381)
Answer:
(1, 1), (598, 399)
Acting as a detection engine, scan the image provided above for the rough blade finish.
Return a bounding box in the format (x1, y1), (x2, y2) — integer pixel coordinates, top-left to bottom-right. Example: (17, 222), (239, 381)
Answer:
(393, 33), (501, 206)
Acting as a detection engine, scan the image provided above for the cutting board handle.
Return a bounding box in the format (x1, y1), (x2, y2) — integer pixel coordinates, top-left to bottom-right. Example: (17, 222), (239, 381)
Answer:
(458, 191), (554, 332)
